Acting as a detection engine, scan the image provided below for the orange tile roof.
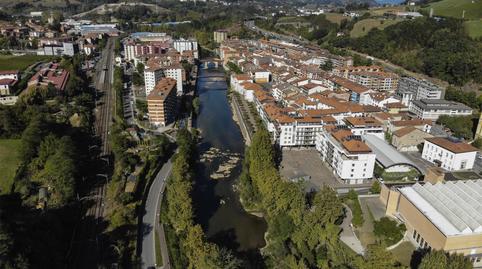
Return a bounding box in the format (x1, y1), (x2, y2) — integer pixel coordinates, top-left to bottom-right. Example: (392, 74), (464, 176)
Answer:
(426, 137), (478, 153)
(345, 117), (382, 127)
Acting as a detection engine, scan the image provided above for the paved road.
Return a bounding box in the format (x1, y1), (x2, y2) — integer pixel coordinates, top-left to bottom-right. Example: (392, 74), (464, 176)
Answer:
(141, 158), (173, 269)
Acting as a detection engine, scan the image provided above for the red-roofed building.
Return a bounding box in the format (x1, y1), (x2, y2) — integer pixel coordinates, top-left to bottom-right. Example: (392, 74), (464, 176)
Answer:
(0, 78), (17, 95)
(315, 127), (376, 184)
(28, 63), (69, 91)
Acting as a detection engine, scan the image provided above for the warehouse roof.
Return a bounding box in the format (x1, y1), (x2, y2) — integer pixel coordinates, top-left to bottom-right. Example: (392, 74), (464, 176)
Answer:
(400, 180), (482, 236)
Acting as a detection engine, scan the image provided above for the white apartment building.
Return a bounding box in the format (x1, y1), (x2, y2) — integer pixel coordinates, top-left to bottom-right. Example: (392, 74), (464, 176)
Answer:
(422, 137), (478, 171)
(144, 65), (184, 95)
(278, 118), (334, 147)
(344, 117), (384, 139)
(409, 99), (473, 121)
(315, 128), (376, 184)
(173, 39), (198, 58)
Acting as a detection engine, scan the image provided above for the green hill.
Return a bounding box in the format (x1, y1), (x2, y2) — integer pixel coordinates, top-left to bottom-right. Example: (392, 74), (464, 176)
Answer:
(422, 0), (482, 20)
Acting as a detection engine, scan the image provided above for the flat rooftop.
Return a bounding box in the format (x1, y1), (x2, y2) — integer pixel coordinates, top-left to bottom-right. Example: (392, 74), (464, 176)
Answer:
(399, 180), (482, 236)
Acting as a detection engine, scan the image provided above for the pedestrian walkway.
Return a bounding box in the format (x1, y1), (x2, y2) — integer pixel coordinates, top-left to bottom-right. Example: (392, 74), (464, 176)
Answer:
(340, 205), (365, 255)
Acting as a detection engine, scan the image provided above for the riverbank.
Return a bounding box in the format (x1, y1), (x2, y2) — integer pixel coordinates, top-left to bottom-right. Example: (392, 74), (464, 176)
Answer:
(191, 67), (267, 260)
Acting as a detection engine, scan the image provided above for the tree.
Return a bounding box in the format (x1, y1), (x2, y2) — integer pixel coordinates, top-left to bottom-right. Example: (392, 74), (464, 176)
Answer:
(419, 250), (472, 269)
(358, 244), (400, 269)
(370, 180), (381, 194)
(373, 217), (406, 245)
(136, 63), (145, 74)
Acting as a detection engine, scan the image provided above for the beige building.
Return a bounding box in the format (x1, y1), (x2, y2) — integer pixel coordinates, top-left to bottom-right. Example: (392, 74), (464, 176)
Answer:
(214, 30), (228, 44)
(391, 126), (433, 152)
(147, 78), (177, 127)
(381, 181), (482, 267)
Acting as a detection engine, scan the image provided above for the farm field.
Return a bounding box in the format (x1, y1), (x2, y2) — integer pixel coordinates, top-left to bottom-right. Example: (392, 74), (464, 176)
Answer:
(422, 0), (482, 20)
(0, 55), (52, 71)
(0, 139), (21, 194)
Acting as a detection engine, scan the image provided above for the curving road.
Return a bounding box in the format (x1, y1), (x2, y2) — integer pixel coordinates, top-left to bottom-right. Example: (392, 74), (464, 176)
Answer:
(141, 157), (173, 269)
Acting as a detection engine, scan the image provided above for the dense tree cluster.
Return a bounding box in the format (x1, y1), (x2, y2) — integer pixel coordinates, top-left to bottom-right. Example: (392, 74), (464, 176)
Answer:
(163, 129), (241, 269)
(331, 18), (482, 85)
(239, 127), (403, 268)
(436, 115), (475, 140)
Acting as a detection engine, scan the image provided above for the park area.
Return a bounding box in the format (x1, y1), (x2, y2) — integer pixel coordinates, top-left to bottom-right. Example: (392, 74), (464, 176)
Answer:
(0, 54), (53, 71)
(0, 139), (21, 194)
(353, 196), (414, 267)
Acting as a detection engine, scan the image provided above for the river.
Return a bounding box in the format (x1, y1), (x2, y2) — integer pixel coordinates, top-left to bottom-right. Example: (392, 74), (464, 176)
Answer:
(192, 67), (267, 267)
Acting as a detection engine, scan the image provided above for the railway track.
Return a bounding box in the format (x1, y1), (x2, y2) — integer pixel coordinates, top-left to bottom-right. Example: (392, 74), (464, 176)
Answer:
(69, 37), (116, 269)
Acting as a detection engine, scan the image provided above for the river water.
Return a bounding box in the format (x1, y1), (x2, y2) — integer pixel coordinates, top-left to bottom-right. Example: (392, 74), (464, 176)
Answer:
(192, 67), (267, 267)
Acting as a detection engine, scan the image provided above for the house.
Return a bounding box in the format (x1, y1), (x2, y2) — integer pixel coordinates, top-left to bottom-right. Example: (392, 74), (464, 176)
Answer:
(0, 78), (17, 95)
(380, 180), (482, 268)
(391, 127), (433, 152)
(421, 137), (478, 171)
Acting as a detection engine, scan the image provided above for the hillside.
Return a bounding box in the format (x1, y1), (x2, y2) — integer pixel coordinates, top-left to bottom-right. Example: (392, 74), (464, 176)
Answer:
(422, 0), (482, 20)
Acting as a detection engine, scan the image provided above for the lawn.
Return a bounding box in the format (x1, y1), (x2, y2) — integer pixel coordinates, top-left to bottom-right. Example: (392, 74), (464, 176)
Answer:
(0, 139), (21, 194)
(350, 18), (404, 38)
(390, 241), (416, 267)
(0, 55), (53, 71)
(422, 0), (482, 20)
(465, 20), (482, 39)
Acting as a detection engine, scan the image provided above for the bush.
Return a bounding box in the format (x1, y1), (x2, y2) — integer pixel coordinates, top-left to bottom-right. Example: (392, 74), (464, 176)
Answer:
(373, 217), (406, 246)
(370, 180), (381, 194)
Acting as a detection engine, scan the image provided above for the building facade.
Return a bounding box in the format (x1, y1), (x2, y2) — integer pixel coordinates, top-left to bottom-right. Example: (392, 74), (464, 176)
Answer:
(315, 127), (376, 184)
(409, 99), (472, 121)
(397, 77), (443, 106)
(382, 181), (482, 268)
(421, 137), (478, 171)
(147, 78), (177, 126)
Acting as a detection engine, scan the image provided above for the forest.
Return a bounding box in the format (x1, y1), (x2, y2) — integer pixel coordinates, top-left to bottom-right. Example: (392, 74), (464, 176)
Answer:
(331, 17), (482, 86)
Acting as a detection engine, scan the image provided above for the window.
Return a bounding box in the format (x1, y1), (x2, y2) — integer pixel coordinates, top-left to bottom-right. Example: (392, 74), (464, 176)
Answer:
(352, 163), (355, 167)
(416, 234), (420, 243)
(351, 169), (354, 172)
(413, 230), (417, 239)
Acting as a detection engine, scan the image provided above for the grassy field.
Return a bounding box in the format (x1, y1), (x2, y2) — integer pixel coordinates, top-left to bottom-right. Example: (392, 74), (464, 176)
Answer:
(324, 13), (348, 24)
(422, 0), (482, 20)
(350, 18), (404, 38)
(0, 139), (21, 194)
(369, 6), (406, 16)
(465, 20), (482, 38)
(0, 55), (53, 71)
(390, 241), (416, 267)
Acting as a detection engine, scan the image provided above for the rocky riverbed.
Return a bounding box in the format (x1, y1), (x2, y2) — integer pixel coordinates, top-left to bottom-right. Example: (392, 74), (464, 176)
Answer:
(200, 147), (241, 180)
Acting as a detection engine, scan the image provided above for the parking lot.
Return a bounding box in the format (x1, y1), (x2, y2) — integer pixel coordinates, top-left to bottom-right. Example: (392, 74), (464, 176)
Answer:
(279, 149), (372, 192)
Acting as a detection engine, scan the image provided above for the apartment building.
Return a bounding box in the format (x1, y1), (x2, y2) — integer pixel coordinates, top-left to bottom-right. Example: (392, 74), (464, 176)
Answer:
(214, 30), (228, 43)
(348, 71), (399, 92)
(409, 99), (473, 121)
(144, 62), (184, 96)
(382, 181), (482, 268)
(397, 77), (443, 106)
(332, 65), (383, 78)
(421, 137), (478, 171)
(315, 127), (376, 184)
(147, 78), (177, 126)
(0, 70), (19, 80)
(344, 117), (384, 139)
(173, 39), (198, 58)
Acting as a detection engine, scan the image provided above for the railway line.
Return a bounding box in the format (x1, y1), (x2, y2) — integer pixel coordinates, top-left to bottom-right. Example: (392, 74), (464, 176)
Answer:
(69, 37), (116, 269)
